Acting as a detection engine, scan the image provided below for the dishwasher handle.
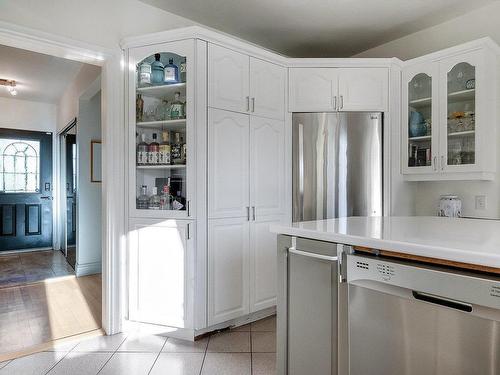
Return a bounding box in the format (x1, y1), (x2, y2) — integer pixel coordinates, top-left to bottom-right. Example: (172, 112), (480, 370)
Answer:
(412, 291), (473, 313)
(288, 247), (338, 262)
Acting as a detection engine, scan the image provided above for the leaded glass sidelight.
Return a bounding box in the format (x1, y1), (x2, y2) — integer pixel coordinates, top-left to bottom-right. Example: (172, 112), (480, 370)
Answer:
(0, 139), (40, 193)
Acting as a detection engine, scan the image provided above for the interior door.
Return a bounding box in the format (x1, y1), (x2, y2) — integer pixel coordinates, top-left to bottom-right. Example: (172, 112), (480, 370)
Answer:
(0, 129), (53, 251)
(250, 116), (285, 217)
(249, 57), (285, 120)
(64, 132), (77, 266)
(208, 108), (250, 219)
(208, 43), (250, 113)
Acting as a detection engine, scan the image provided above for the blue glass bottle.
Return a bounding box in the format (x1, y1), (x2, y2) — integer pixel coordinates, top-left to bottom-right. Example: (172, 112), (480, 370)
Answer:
(151, 54), (164, 85)
(164, 58), (179, 84)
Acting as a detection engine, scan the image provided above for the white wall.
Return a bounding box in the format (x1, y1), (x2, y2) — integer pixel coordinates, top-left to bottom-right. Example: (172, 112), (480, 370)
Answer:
(354, 2), (500, 60)
(0, 97), (56, 132)
(355, 2), (500, 219)
(76, 89), (102, 276)
(0, 0), (196, 50)
(58, 64), (101, 131)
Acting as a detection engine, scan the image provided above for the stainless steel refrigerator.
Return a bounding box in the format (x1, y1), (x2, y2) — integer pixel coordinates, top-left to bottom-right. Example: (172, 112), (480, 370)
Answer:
(292, 112), (383, 222)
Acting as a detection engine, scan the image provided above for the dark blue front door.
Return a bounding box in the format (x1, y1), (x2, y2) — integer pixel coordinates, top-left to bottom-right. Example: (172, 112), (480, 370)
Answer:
(0, 129), (53, 251)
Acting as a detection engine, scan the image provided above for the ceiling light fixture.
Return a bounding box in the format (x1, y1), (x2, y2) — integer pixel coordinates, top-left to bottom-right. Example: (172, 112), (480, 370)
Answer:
(0, 79), (17, 96)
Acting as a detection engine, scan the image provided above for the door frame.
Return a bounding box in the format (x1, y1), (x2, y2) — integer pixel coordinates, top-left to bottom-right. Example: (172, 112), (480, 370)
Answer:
(0, 21), (125, 335)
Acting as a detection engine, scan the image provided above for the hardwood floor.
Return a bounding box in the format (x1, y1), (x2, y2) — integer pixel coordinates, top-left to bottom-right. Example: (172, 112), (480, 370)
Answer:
(0, 274), (101, 357)
(0, 251), (74, 288)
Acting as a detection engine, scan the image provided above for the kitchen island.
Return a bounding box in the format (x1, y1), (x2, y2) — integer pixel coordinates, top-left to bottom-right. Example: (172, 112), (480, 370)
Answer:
(272, 216), (500, 375)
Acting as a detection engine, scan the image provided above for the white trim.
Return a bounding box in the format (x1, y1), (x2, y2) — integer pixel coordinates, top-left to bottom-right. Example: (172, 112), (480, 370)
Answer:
(0, 247), (53, 255)
(76, 261), (102, 277)
(0, 21), (125, 335)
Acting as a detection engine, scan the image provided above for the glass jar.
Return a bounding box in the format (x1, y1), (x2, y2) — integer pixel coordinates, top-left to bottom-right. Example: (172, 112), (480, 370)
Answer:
(138, 62), (151, 87)
(170, 92), (185, 119)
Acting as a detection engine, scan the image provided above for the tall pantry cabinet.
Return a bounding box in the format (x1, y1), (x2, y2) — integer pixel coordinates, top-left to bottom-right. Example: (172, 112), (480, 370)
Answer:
(208, 44), (287, 325)
(124, 31), (287, 336)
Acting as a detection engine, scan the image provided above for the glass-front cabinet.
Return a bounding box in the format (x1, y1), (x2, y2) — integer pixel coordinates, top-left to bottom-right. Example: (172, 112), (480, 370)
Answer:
(402, 45), (496, 180)
(402, 64), (438, 174)
(128, 40), (195, 218)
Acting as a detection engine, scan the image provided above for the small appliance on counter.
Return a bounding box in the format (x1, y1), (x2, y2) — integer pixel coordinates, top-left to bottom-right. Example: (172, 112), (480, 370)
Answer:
(438, 195), (462, 217)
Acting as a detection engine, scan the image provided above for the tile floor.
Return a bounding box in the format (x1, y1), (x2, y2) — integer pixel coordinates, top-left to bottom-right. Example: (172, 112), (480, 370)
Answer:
(0, 251), (74, 288)
(0, 315), (277, 375)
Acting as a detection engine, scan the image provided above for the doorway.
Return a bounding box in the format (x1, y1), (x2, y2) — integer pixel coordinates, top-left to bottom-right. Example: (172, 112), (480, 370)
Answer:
(59, 120), (77, 268)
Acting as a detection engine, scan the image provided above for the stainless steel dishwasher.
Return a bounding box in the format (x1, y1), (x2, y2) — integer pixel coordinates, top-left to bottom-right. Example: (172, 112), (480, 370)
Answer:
(347, 250), (500, 375)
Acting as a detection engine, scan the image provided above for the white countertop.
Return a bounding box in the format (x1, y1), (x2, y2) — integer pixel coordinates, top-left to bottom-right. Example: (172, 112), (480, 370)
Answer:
(270, 216), (500, 268)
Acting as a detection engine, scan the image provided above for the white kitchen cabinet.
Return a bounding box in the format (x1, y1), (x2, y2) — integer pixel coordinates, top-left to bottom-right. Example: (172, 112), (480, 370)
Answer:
(209, 44), (286, 120)
(338, 68), (388, 111)
(208, 217), (250, 325)
(289, 68), (338, 112)
(208, 109), (250, 219)
(250, 57), (286, 120)
(402, 42), (497, 181)
(250, 116), (285, 217)
(128, 218), (194, 329)
(209, 44), (250, 113)
(250, 215), (285, 312)
(289, 67), (389, 112)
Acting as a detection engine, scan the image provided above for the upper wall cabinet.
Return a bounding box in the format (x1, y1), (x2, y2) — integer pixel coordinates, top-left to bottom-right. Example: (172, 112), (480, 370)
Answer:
(402, 42), (498, 181)
(208, 44), (286, 120)
(289, 67), (388, 112)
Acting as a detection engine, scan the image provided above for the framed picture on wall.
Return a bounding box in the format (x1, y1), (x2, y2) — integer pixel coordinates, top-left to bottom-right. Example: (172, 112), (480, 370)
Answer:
(91, 140), (102, 183)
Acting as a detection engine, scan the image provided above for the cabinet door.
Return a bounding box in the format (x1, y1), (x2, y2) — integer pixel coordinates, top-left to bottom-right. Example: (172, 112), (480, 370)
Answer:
(249, 215), (285, 312)
(208, 109), (250, 219)
(338, 68), (388, 111)
(209, 44), (250, 113)
(439, 51), (484, 174)
(250, 116), (285, 217)
(402, 63), (439, 175)
(208, 217), (250, 325)
(250, 58), (286, 120)
(128, 219), (194, 329)
(289, 68), (338, 112)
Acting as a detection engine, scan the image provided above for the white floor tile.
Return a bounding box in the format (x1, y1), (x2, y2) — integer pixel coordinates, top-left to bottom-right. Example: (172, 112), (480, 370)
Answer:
(162, 337), (208, 353)
(201, 353), (251, 375)
(45, 339), (80, 353)
(117, 334), (167, 352)
(73, 334), (126, 352)
(47, 352), (112, 375)
(0, 352), (65, 375)
(252, 353), (276, 375)
(149, 353), (204, 375)
(99, 353), (157, 375)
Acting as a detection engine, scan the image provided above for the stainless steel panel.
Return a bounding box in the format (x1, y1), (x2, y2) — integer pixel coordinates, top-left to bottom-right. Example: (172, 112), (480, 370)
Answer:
(349, 284), (500, 375)
(292, 112), (382, 222)
(287, 238), (338, 375)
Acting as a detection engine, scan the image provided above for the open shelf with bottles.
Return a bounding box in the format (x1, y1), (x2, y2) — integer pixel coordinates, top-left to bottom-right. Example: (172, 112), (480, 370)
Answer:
(128, 40), (196, 218)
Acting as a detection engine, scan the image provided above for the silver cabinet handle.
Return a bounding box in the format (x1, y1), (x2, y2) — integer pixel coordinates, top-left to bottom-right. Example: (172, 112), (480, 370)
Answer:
(288, 247), (338, 262)
(433, 156), (437, 171)
(252, 206), (256, 221)
(246, 96), (250, 112)
(251, 97), (255, 112)
(40, 196), (53, 200)
(441, 155), (445, 170)
(187, 200), (190, 216)
(246, 206), (250, 221)
(187, 223), (191, 240)
(340, 95), (344, 110)
(333, 96), (337, 111)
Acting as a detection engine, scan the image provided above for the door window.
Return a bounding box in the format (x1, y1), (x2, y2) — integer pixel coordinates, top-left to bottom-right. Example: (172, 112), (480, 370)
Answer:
(0, 138), (40, 193)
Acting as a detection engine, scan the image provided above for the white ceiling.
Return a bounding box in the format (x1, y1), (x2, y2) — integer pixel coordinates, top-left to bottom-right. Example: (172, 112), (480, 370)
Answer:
(141, 0), (493, 57)
(0, 44), (84, 104)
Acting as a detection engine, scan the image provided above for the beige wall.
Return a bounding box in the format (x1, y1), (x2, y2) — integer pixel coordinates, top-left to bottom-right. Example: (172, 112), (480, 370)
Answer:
(354, 2), (500, 60)
(356, 2), (500, 219)
(0, 97), (56, 132)
(0, 0), (196, 50)
(57, 64), (101, 131)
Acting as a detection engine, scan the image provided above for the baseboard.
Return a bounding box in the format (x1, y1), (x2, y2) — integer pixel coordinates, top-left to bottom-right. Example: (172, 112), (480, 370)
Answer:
(75, 261), (101, 277)
(0, 247), (53, 255)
